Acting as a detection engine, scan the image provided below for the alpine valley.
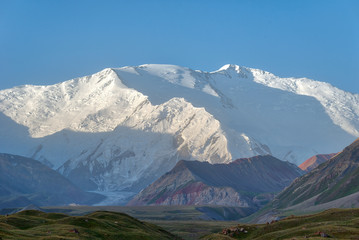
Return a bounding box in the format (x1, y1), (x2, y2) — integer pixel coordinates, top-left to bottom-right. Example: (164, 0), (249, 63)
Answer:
(0, 64), (358, 204)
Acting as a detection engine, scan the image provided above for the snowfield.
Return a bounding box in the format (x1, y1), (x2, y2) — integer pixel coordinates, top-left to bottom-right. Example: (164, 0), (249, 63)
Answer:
(0, 64), (357, 197)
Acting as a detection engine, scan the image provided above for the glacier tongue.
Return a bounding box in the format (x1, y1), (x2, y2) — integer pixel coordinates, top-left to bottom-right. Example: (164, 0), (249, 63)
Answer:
(0, 63), (357, 195)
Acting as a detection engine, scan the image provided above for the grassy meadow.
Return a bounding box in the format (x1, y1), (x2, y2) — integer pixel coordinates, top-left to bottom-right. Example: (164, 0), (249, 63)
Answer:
(2, 207), (359, 239)
(202, 208), (359, 239)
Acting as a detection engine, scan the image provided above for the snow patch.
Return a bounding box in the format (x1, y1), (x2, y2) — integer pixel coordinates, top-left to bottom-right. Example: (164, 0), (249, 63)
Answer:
(202, 84), (219, 97)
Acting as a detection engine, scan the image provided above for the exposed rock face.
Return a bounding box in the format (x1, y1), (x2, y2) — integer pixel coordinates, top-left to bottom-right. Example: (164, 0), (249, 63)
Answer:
(299, 153), (337, 172)
(128, 155), (304, 207)
(157, 182), (248, 206)
(0, 153), (103, 209)
(272, 138), (359, 209)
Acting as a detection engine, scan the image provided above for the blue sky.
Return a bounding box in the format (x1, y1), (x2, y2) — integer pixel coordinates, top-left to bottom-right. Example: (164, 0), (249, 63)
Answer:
(1, 0), (358, 93)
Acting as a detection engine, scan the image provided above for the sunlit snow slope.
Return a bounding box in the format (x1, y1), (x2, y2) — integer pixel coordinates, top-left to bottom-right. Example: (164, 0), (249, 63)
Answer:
(0, 64), (357, 195)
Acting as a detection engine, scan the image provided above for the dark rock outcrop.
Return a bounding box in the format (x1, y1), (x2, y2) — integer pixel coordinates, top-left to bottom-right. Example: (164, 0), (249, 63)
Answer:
(0, 153), (104, 209)
(128, 155), (303, 208)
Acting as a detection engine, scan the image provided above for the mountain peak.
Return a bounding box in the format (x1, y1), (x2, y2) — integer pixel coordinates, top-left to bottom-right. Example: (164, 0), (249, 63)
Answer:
(216, 64), (242, 73)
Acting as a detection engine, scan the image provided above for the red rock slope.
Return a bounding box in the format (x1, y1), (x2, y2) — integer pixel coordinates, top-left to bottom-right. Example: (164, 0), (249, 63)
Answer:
(299, 153), (337, 172)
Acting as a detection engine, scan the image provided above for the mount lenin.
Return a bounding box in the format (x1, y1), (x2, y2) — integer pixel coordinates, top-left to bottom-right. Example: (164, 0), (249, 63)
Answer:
(0, 64), (358, 202)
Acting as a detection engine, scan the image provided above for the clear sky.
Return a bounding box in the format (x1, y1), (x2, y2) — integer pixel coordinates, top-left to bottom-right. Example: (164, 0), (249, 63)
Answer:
(1, 0), (358, 93)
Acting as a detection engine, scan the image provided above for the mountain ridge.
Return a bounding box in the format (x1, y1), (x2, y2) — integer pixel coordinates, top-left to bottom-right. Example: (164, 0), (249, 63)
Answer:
(299, 153), (337, 172)
(0, 153), (103, 208)
(128, 155), (304, 207)
(272, 138), (359, 209)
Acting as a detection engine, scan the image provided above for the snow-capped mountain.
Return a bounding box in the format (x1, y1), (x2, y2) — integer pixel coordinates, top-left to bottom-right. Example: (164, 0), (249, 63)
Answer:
(0, 64), (357, 199)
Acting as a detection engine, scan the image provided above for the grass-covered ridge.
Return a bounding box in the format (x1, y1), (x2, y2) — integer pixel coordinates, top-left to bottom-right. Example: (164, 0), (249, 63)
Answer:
(202, 208), (359, 239)
(0, 210), (179, 239)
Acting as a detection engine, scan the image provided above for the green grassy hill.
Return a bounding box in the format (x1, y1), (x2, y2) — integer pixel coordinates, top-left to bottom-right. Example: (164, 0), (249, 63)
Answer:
(0, 210), (179, 239)
(202, 208), (359, 240)
(3, 208), (359, 239)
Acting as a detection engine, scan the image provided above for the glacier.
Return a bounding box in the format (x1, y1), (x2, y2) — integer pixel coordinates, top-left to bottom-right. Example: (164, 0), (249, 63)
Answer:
(0, 64), (357, 200)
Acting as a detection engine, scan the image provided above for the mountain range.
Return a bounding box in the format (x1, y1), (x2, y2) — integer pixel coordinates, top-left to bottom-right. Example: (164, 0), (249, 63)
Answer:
(0, 64), (358, 200)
